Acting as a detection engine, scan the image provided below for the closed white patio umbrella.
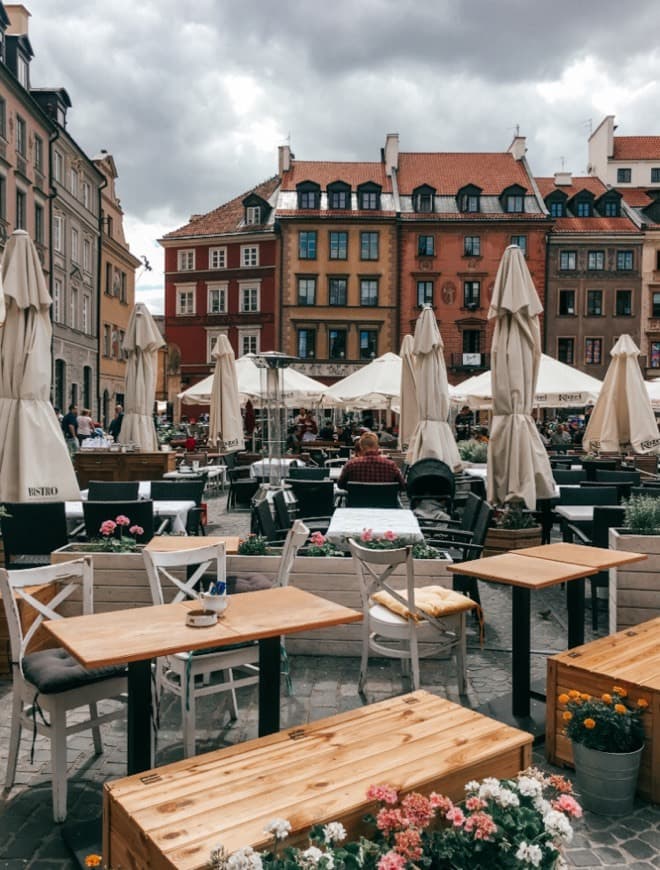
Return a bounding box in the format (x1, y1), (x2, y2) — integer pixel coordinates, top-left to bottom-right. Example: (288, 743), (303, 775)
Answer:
(584, 335), (660, 454)
(406, 307), (462, 471)
(209, 335), (245, 453)
(398, 335), (418, 451)
(119, 303), (165, 451)
(487, 246), (554, 509)
(0, 230), (80, 501)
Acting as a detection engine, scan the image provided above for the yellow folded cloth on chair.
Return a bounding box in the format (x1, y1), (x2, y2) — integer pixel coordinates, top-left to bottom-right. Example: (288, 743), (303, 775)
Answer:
(372, 586), (476, 621)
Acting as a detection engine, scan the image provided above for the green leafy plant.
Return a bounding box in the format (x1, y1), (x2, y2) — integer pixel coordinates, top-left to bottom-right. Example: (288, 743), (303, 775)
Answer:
(357, 530), (446, 560)
(237, 535), (269, 556)
(303, 532), (343, 557)
(558, 686), (647, 753)
(457, 439), (488, 463)
(494, 501), (536, 530)
(623, 494), (660, 535)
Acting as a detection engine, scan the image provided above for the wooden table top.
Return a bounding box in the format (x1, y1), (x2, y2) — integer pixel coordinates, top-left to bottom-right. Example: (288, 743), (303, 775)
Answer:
(145, 535), (240, 555)
(44, 586), (362, 669)
(512, 542), (646, 571)
(447, 552), (599, 589)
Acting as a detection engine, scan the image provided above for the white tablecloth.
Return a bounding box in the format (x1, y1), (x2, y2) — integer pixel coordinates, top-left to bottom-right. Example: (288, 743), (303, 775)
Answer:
(65, 500), (196, 533)
(327, 508), (424, 548)
(554, 505), (595, 523)
(164, 465), (226, 485)
(250, 458), (299, 479)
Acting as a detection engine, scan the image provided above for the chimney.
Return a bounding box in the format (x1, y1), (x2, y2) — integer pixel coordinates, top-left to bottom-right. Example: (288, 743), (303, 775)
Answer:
(278, 144), (291, 175)
(4, 4), (31, 35)
(508, 135), (527, 161)
(554, 171), (573, 186)
(383, 133), (399, 176)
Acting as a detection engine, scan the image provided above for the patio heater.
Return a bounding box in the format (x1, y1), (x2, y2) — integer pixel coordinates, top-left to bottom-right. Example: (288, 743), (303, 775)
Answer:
(252, 351), (299, 489)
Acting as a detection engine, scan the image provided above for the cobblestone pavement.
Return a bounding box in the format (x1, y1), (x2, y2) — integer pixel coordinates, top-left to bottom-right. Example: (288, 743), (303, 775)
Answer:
(0, 493), (657, 868)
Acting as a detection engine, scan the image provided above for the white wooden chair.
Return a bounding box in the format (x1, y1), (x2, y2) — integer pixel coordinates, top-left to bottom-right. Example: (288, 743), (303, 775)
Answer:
(142, 542), (259, 758)
(273, 521), (310, 694)
(0, 558), (127, 822)
(348, 539), (470, 695)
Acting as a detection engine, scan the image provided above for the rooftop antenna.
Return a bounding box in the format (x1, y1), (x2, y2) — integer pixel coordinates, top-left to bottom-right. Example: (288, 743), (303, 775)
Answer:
(560, 156), (566, 170)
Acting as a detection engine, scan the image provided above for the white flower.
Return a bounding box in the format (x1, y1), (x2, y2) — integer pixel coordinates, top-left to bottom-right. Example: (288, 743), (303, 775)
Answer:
(533, 796), (552, 816)
(495, 787), (520, 808)
(323, 822), (347, 844)
(543, 809), (574, 843)
(299, 846), (325, 868)
(464, 780), (480, 793)
(478, 778), (503, 801)
(227, 846), (264, 870)
(209, 844), (229, 870)
(517, 776), (543, 798)
(264, 818), (292, 840)
(515, 842), (543, 867)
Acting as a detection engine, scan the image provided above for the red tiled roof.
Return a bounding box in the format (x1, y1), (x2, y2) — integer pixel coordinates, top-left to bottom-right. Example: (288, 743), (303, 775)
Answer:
(616, 187), (655, 208)
(535, 176), (608, 198)
(612, 136), (660, 160)
(396, 152), (531, 194)
(277, 209), (396, 219)
(163, 176), (280, 239)
(549, 217), (639, 234)
(281, 161), (391, 192)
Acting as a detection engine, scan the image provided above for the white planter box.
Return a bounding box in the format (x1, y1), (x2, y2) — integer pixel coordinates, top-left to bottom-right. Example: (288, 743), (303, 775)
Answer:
(608, 529), (660, 633)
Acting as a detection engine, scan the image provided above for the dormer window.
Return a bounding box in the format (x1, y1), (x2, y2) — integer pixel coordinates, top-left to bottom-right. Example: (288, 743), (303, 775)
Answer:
(576, 200), (591, 217)
(603, 200), (618, 217)
(569, 190), (595, 218)
(501, 184), (526, 213)
(327, 181), (351, 210)
(550, 201), (565, 217)
(457, 184), (482, 213)
(16, 53), (28, 88)
(242, 192), (270, 225)
(297, 181), (320, 210)
(358, 182), (381, 210)
(597, 192), (621, 218)
(413, 184), (435, 213)
(245, 206), (261, 225)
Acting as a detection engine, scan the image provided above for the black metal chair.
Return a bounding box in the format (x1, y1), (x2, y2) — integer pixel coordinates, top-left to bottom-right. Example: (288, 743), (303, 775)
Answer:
(346, 482), (401, 508)
(582, 459), (618, 480)
(272, 491), (293, 533)
(552, 469), (587, 485)
(252, 500), (287, 542)
(82, 500), (155, 543)
(87, 481), (139, 501)
(559, 486), (618, 505)
(150, 480), (206, 535)
(226, 469), (259, 512)
(594, 469), (641, 486)
(578, 480), (633, 503)
(288, 466), (330, 480)
(1, 502), (69, 568)
(288, 480), (335, 520)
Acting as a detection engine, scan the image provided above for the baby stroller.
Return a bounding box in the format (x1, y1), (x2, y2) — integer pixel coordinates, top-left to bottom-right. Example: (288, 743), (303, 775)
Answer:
(406, 459), (455, 520)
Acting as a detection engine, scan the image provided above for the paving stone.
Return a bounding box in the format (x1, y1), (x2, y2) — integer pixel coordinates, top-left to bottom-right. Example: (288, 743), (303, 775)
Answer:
(568, 849), (604, 866)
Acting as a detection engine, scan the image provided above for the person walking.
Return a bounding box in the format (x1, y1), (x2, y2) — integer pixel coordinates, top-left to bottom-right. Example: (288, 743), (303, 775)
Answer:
(76, 408), (94, 445)
(108, 404), (124, 441)
(61, 404), (79, 456)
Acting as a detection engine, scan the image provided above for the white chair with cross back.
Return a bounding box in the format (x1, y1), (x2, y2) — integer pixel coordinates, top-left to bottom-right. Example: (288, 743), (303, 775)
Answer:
(142, 541), (259, 757)
(348, 539), (473, 696)
(0, 558), (127, 822)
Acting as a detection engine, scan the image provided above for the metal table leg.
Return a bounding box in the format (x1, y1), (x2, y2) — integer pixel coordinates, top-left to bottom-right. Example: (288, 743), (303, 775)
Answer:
(127, 658), (153, 775)
(566, 577), (586, 649)
(258, 635), (281, 736)
(512, 586), (531, 718)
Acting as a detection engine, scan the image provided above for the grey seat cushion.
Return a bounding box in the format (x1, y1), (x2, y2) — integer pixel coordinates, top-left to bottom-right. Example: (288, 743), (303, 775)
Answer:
(227, 574), (274, 595)
(22, 647), (126, 695)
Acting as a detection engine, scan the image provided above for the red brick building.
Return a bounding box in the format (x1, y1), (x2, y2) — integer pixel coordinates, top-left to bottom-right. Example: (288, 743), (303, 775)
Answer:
(160, 177), (280, 392)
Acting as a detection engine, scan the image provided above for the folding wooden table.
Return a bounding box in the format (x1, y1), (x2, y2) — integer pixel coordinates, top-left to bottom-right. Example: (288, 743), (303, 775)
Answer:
(448, 543), (645, 739)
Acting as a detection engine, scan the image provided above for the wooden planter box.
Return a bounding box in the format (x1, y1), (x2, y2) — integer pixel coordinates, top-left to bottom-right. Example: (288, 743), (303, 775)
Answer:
(546, 617), (660, 804)
(104, 691), (532, 870)
(482, 525), (542, 558)
(609, 528), (660, 633)
(226, 554), (453, 657)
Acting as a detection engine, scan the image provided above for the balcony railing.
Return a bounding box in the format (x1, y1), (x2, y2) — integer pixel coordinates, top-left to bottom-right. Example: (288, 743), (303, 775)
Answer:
(450, 352), (490, 371)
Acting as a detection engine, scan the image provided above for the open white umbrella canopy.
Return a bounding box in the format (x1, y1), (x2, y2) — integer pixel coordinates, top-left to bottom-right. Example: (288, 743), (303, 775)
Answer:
(487, 246), (554, 509)
(0, 230), (80, 501)
(209, 335), (245, 452)
(453, 353), (602, 410)
(406, 307), (462, 471)
(584, 335), (660, 454)
(119, 303), (165, 450)
(398, 335), (418, 450)
(321, 352), (402, 409)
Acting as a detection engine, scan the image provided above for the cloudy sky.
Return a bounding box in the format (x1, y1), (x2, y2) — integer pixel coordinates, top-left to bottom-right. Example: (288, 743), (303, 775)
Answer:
(24, 0), (660, 313)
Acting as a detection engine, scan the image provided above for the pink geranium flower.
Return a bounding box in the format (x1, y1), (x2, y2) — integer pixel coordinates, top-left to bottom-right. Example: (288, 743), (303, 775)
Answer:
(309, 531), (325, 546)
(552, 794), (582, 819)
(129, 525), (144, 537)
(401, 792), (434, 828)
(376, 807), (408, 835)
(429, 793), (453, 813)
(446, 806), (465, 827)
(463, 811), (497, 840)
(393, 829), (422, 861)
(366, 784), (399, 805)
(383, 529), (396, 541)
(115, 515), (130, 527)
(100, 520), (116, 536)
(360, 528), (373, 542)
(377, 851), (406, 870)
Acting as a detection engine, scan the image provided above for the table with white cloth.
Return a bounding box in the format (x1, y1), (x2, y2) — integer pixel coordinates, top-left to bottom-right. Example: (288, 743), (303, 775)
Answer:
(326, 508), (424, 549)
(164, 465), (226, 489)
(65, 500), (196, 534)
(250, 458), (299, 479)
(554, 504), (596, 543)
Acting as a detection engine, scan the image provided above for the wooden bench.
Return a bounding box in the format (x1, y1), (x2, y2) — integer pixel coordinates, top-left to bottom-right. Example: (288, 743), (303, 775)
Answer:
(104, 691), (532, 870)
(546, 616), (660, 804)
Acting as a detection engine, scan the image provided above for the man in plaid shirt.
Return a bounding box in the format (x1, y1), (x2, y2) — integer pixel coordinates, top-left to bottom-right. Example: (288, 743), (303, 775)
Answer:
(337, 432), (405, 489)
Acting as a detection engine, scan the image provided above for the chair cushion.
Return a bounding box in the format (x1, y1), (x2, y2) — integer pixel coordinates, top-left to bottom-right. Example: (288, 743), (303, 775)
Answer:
(227, 573), (274, 595)
(371, 586), (476, 621)
(22, 647), (126, 695)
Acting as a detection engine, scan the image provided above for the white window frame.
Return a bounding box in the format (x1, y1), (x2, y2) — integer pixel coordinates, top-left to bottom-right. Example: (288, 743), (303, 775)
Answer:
(239, 280), (260, 312)
(53, 150), (63, 182)
(177, 249), (195, 271)
(82, 238), (91, 272)
(207, 328), (229, 363)
(240, 245), (259, 267)
(209, 246), (227, 269)
(238, 328), (260, 356)
(207, 282), (228, 314)
(82, 293), (90, 333)
(53, 278), (63, 322)
(82, 181), (91, 210)
(245, 206), (261, 225)
(71, 226), (79, 263)
(70, 286), (77, 329)
(176, 284), (196, 315)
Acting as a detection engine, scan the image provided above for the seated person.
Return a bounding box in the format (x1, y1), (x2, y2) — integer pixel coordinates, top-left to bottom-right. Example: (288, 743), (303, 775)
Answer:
(301, 423), (318, 443)
(318, 419), (335, 441)
(378, 427), (398, 447)
(337, 432), (406, 489)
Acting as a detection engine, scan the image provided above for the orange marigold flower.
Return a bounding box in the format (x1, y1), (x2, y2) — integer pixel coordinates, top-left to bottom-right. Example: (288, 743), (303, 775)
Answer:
(562, 711), (572, 722)
(580, 693), (590, 701)
(613, 686), (627, 697)
(568, 690), (580, 699)
(601, 693), (612, 704)
(637, 699), (649, 709)
(614, 704), (627, 714)
(85, 857), (102, 869)
(558, 693), (570, 705)
(584, 718), (596, 729)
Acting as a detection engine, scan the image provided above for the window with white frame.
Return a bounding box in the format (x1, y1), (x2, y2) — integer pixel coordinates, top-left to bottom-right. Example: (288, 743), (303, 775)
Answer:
(245, 206), (261, 225)
(208, 283), (228, 314)
(53, 214), (63, 252)
(15, 115), (26, 156)
(239, 329), (260, 355)
(53, 278), (63, 322)
(71, 227), (79, 263)
(240, 282), (260, 312)
(177, 249), (195, 271)
(82, 294), (90, 333)
(209, 247), (227, 269)
(82, 181), (91, 210)
(53, 150), (63, 182)
(176, 286), (196, 315)
(70, 287), (78, 329)
(34, 135), (43, 172)
(240, 245), (259, 267)
(207, 330), (229, 362)
(70, 168), (78, 197)
(83, 238), (91, 272)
